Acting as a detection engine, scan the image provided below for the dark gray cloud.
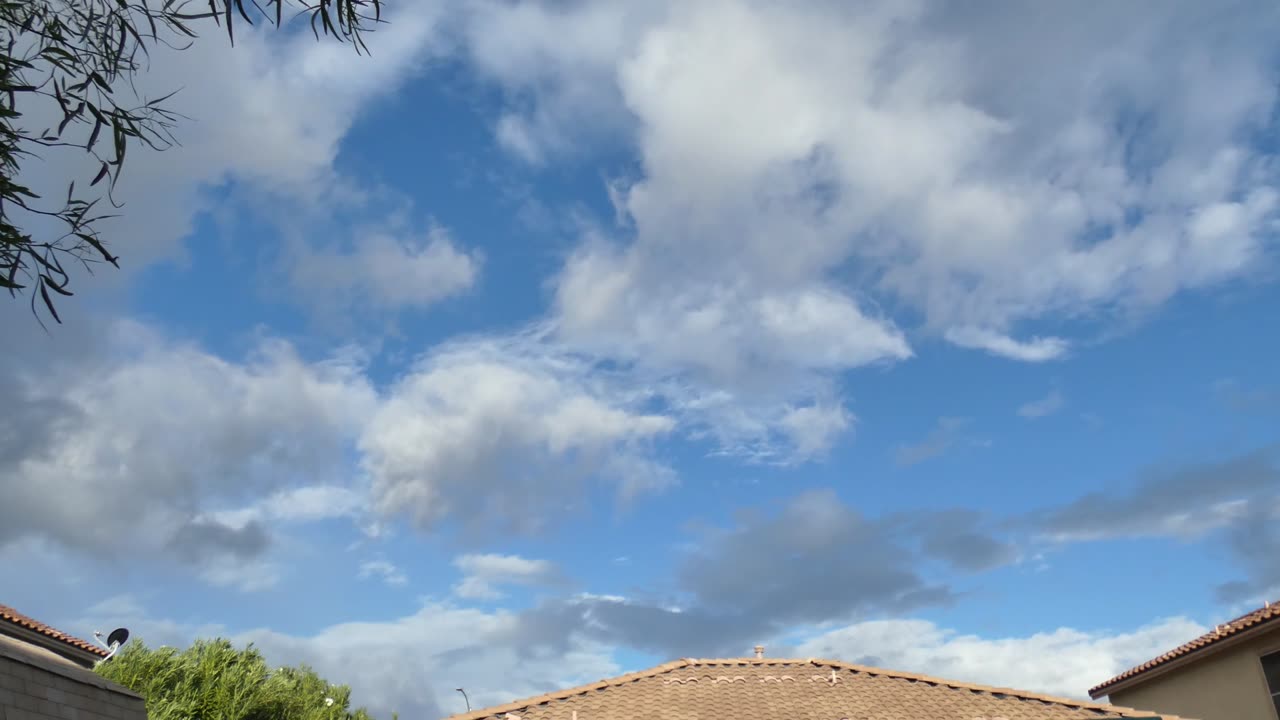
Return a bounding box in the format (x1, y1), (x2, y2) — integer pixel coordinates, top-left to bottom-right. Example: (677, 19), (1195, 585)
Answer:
(1216, 503), (1280, 602)
(678, 490), (954, 628)
(1023, 446), (1280, 603)
(487, 490), (1015, 661)
(1034, 447), (1280, 541)
(909, 509), (1020, 573)
(168, 518), (272, 564)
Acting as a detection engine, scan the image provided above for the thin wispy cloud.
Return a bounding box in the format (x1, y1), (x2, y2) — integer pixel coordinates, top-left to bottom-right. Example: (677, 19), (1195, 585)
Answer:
(1018, 390), (1066, 419)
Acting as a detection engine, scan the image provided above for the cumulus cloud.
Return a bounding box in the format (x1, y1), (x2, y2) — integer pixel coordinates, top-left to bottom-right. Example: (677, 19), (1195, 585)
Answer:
(359, 332), (677, 536)
(458, 0), (1280, 377)
(794, 616), (1205, 699)
(0, 319), (378, 583)
(0, 316), (692, 585)
(776, 403), (853, 461)
(453, 553), (564, 599)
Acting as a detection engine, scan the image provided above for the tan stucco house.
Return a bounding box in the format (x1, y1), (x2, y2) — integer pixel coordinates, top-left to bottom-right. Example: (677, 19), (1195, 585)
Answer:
(447, 651), (1189, 720)
(1, 603), (147, 720)
(1090, 600), (1280, 720)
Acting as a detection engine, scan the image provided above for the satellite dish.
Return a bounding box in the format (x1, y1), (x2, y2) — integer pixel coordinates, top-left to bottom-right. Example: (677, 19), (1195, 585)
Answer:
(106, 628), (129, 647)
(92, 627), (130, 666)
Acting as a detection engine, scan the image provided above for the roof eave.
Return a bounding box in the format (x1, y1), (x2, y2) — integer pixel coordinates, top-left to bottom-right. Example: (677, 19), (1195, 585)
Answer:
(1089, 619), (1280, 699)
(0, 622), (106, 668)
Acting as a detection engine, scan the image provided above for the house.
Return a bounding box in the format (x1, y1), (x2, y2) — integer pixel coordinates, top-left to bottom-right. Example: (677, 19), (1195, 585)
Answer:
(446, 651), (1190, 720)
(1089, 600), (1280, 720)
(1, 604), (147, 720)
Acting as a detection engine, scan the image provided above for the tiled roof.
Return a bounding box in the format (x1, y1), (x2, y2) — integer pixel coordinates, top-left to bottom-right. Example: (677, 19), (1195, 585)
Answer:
(0, 604), (108, 658)
(1089, 599), (1280, 698)
(446, 657), (1190, 720)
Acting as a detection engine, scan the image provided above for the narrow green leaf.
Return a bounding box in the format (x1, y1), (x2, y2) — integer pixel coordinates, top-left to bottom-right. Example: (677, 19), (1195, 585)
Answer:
(87, 118), (103, 151)
(39, 283), (62, 324)
(235, 0), (254, 25)
(89, 72), (112, 93)
(40, 275), (73, 296)
(85, 102), (107, 126)
(76, 233), (119, 265)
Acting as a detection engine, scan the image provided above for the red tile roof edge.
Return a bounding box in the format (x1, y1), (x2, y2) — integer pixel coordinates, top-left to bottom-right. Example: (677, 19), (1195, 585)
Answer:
(445, 657), (1187, 720)
(0, 604), (109, 658)
(1089, 599), (1280, 698)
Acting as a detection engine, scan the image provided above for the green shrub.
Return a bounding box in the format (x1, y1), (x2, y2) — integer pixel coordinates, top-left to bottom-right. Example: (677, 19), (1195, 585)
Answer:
(96, 638), (378, 720)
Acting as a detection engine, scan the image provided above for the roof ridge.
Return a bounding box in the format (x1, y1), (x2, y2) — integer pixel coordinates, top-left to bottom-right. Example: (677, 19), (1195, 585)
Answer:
(0, 604), (108, 658)
(443, 658), (696, 720)
(1090, 599), (1280, 697)
(443, 656), (1188, 720)
(694, 658), (1178, 716)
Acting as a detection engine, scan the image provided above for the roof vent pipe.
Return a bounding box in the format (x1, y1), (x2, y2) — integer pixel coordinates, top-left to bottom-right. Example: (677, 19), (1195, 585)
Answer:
(754, 645), (765, 659)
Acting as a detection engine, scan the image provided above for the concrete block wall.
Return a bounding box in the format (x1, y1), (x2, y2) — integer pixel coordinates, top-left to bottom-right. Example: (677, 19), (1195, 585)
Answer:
(0, 655), (146, 720)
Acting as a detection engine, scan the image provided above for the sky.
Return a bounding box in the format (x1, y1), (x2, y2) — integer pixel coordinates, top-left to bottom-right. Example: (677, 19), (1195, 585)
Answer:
(2, 0), (1280, 718)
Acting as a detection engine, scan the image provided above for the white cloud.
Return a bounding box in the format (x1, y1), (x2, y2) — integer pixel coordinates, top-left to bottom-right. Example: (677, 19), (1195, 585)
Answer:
(213, 485), (370, 529)
(358, 559), (409, 587)
(239, 603), (620, 720)
(76, 595), (228, 651)
(359, 332), (677, 535)
(946, 328), (1069, 363)
(776, 403), (853, 461)
(1018, 389), (1066, 419)
(793, 616), (1205, 699)
(459, 0), (1280, 376)
(453, 553), (562, 600)
(290, 225), (481, 312)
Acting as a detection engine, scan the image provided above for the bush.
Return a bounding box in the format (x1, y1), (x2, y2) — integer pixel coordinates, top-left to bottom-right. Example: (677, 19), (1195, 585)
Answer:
(95, 638), (379, 720)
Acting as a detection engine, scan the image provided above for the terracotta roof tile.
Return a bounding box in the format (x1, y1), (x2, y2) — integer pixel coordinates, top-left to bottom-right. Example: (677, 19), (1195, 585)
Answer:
(447, 657), (1191, 720)
(0, 604), (108, 658)
(1089, 599), (1280, 698)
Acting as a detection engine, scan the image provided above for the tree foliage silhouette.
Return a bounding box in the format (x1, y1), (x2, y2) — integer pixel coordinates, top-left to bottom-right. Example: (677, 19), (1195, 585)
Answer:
(0, 0), (380, 325)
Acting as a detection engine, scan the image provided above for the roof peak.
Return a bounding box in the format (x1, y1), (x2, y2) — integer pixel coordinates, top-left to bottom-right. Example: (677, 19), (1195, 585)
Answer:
(445, 656), (1183, 720)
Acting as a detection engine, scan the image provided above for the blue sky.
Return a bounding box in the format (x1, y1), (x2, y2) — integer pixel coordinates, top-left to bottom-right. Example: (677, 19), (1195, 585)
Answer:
(3, 1), (1280, 718)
